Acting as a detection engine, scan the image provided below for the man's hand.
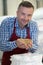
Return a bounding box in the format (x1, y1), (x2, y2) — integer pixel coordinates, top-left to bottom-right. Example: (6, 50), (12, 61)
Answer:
(16, 39), (27, 49)
(25, 41), (32, 50)
(16, 39), (32, 50)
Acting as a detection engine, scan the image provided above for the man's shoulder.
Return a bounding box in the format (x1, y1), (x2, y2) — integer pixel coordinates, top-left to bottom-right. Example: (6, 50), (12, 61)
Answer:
(29, 20), (38, 26)
(1, 17), (15, 26)
(30, 20), (37, 24)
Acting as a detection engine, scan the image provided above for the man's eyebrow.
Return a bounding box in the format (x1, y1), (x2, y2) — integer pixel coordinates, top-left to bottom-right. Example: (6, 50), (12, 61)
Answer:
(28, 14), (32, 16)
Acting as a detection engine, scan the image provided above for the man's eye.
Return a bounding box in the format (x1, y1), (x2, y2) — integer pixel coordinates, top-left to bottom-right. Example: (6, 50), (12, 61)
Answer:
(22, 13), (25, 15)
(28, 14), (32, 16)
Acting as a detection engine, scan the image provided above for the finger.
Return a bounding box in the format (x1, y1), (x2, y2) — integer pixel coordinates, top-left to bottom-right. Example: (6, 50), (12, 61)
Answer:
(19, 44), (26, 49)
(27, 43), (32, 48)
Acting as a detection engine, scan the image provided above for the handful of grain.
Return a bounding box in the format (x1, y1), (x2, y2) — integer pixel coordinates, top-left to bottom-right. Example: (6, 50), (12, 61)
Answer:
(17, 39), (32, 44)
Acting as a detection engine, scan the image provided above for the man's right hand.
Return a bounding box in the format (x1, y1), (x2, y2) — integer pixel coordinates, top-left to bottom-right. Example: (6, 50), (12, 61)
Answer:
(16, 39), (28, 49)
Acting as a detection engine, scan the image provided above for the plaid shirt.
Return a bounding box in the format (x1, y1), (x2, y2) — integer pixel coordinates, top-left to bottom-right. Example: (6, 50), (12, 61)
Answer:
(0, 17), (38, 52)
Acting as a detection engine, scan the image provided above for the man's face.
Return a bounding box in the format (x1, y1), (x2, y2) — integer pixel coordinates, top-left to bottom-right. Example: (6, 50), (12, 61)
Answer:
(17, 6), (34, 28)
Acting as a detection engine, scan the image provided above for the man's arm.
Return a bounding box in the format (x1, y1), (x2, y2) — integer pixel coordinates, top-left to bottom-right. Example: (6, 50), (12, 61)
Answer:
(29, 21), (39, 53)
(0, 18), (17, 52)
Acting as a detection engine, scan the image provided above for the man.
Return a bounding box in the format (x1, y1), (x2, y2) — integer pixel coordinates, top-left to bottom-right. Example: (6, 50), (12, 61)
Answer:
(0, 1), (38, 65)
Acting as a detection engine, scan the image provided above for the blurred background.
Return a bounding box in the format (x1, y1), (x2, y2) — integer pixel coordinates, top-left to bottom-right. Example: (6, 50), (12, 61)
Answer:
(0, 0), (43, 65)
(0, 0), (43, 16)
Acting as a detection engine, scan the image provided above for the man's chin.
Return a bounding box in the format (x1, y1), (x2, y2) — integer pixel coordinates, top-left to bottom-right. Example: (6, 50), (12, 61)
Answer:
(22, 24), (27, 28)
(20, 23), (28, 28)
(23, 24), (28, 27)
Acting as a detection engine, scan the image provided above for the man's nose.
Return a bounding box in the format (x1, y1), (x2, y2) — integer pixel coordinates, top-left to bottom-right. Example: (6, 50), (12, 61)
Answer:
(24, 15), (28, 20)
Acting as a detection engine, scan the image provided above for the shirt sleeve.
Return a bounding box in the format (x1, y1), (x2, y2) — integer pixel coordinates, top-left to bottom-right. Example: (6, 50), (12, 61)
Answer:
(0, 18), (17, 52)
(29, 21), (39, 53)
